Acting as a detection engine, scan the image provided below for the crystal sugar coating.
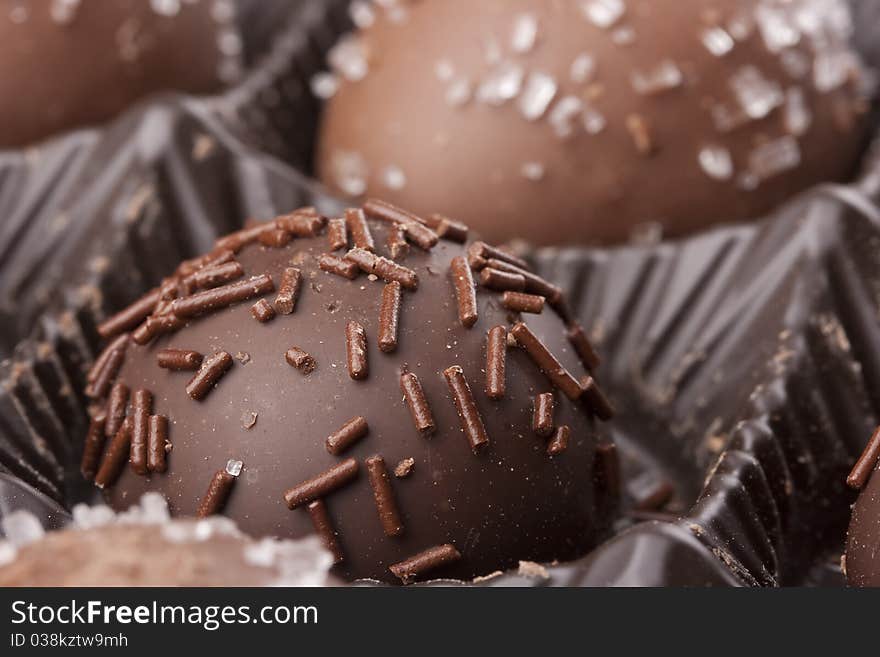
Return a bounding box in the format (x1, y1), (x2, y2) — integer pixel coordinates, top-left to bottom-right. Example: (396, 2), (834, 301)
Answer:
(315, 0), (871, 245)
(84, 203), (615, 583)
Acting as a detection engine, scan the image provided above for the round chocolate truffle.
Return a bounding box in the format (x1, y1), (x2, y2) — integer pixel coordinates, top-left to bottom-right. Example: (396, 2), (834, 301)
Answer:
(0, 496), (333, 586)
(315, 0), (872, 245)
(0, 0), (242, 147)
(845, 427), (880, 587)
(83, 202), (616, 583)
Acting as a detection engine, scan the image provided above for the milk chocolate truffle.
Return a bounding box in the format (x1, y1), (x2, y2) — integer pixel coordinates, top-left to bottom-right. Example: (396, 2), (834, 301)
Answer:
(0, 496), (333, 586)
(82, 202), (616, 583)
(845, 426), (880, 587)
(315, 0), (872, 245)
(0, 0), (242, 147)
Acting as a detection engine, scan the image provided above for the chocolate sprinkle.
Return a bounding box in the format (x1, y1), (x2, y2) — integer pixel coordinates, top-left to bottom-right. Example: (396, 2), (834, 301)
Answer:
(378, 281), (402, 353)
(480, 267), (526, 292)
(429, 213), (469, 243)
(94, 418), (132, 489)
(285, 347), (316, 374)
(389, 544), (462, 584)
(363, 198), (439, 251)
(85, 344), (125, 399)
(847, 426), (880, 490)
(450, 256), (478, 328)
(580, 375), (615, 421)
(258, 227), (292, 248)
(274, 267), (303, 314)
(215, 223), (274, 253)
(483, 258), (562, 303)
(626, 113), (655, 155)
(485, 326), (507, 400)
(386, 223), (410, 259)
(345, 247), (419, 290)
(277, 209), (327, 237)
(318, 253), (359, 279)
(196, 462), (240, 517)
(443, 365), (490, 452)
(251, 298), (276, 323)
(400, 371), (435, 435)
(307, 500), (344, 564)
(157, 349), (203, 371)
(345, 207), (375, 252)
(176, 249), (235, 279)
(80, 413), (107, 481)
(595, 442), (621, 502)
(346, 321), (369, 380)
(87, 334), (129, 384)
(326, 416), (369, 456)
(147, 415), (169, 474)
(510, 322), (582, 400)
(547, 425), (571, 455)
(184, 261), (245, 292)
(566, 324), (601, 372)
(467, 241), (529, 272)
(171, 274), (275, 319)
(105, 381), (129, 438)
(129, 389), (153, 476)
(186, 351), (233, 400)
(532, 392), (555, 438)
(327, 218), (348, 251)
(366, 455), (405, 537)
(501, 291), (545, 314)
(97, 288), (160, 339)
(283, 458), (359, 510)
(132, 315), (185, 345)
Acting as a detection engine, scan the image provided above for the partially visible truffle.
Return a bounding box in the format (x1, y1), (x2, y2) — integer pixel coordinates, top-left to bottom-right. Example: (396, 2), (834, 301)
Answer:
(0, 495), (333, 587)
(845, 426), (880, 587)
(0, 0), (242, 147)
(83, 202), (617, 584)
(316, 0), (872, 245)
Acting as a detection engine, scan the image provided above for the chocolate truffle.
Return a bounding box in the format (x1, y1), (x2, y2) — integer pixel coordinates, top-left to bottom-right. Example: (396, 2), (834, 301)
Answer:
(315, 0), (872, 245)
(0, 495), (333, 586)
(0, 0), (242, 147)
(845, 426), (880, 587)
(82, 202), (615, 583)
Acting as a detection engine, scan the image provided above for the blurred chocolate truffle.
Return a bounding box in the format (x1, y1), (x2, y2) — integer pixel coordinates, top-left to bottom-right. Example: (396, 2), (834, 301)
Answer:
(0, 0), (242, 147)
(81, 202), (616, 583)
(315, 0), (873, 245)
(845, 426), (880, 587)
(0, 495), (333, 586)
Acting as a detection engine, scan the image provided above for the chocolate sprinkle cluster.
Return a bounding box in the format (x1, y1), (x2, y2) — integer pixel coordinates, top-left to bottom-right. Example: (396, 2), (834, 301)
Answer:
(81, 201), (616, 583)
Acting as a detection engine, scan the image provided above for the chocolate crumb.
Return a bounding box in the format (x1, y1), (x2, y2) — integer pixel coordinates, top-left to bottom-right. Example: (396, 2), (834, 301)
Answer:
(394, 458), (415, 478)
(242, 411), (258, 430)
(517, 561), (550, 579)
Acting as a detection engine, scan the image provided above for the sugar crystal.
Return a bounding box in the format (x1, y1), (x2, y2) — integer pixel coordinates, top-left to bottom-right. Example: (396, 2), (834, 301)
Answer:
(579, 0), (625, 29)
(518, 72), (557, 121)
(698, 145), (734, 181)
(1, 510), (44, 547)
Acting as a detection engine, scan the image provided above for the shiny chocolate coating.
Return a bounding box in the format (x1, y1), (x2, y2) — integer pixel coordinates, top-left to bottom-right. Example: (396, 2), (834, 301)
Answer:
(0, 0), (239, 147)
(316, 0), (870, 245)
(101, 216), (612, 583)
